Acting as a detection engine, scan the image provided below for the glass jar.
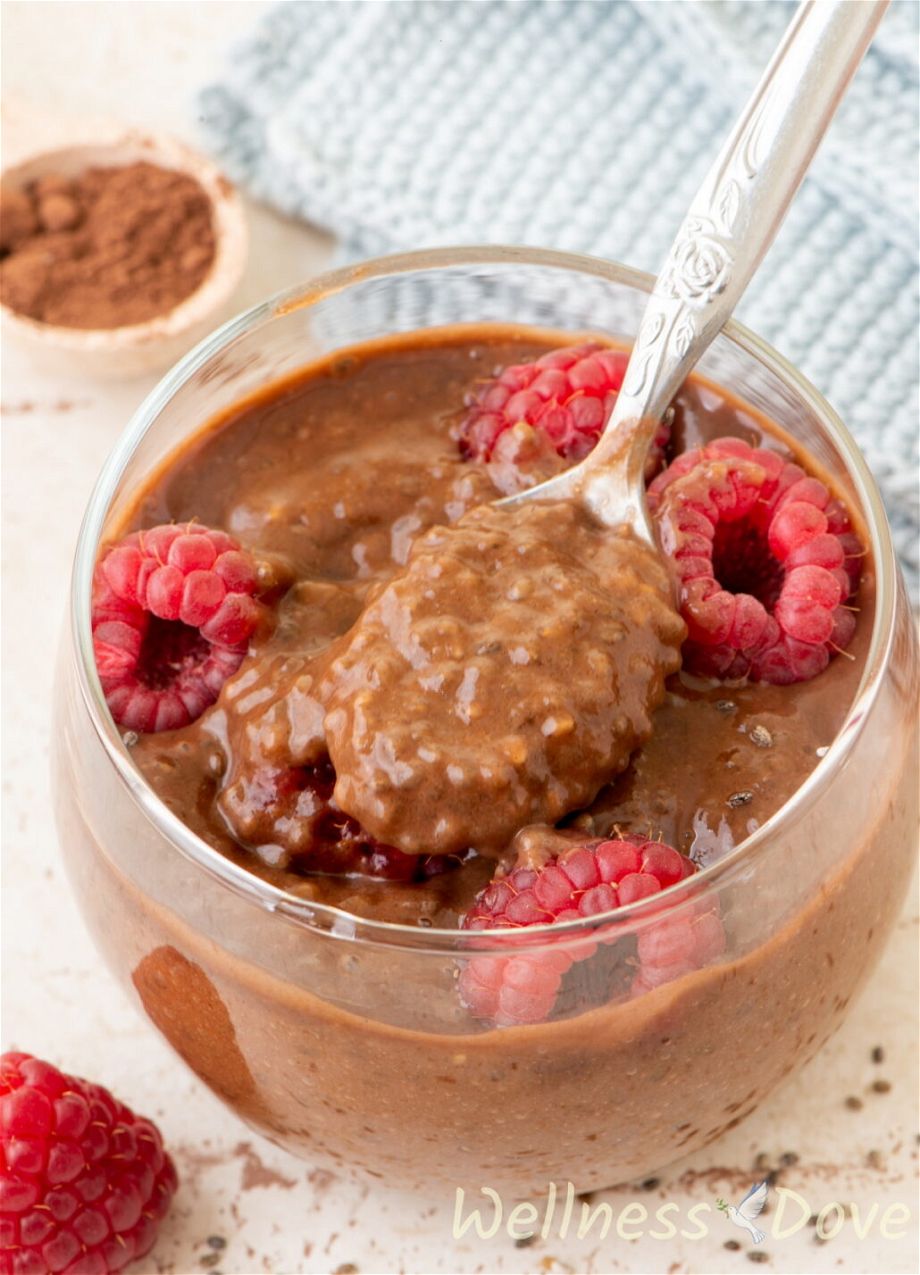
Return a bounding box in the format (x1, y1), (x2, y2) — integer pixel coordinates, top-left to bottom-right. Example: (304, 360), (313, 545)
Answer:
(53, 248), (918, 1195)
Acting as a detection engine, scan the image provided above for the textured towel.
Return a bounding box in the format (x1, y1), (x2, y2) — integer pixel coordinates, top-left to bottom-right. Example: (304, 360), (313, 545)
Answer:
(200, 0), (919, 593)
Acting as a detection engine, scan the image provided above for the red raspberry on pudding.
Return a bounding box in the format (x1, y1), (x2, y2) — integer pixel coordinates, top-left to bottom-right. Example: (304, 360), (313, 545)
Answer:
(648, 437), (863, 684)
(92, 522), (262, 733)
(0, 1052), (177, 1275)
(219, 757), (464, 881)
(459, 835), (723, 1028)
(458, 343), (670, 478)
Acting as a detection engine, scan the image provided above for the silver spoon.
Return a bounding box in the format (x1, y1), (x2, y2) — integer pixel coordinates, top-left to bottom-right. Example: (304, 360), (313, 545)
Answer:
(318, 0), (889, 858)
(502, 0), (888, 538)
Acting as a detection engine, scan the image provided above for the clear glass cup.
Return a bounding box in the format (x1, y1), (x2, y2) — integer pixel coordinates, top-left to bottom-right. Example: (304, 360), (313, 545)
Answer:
(53, 248), (918, 1195)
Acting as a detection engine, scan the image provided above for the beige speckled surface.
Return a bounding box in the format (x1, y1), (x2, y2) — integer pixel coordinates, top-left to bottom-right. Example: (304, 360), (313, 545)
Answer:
(1, 4), (917, 1273)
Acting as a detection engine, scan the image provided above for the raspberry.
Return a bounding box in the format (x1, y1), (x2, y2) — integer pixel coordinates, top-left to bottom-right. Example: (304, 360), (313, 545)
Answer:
(219, 758), (462, 881)
(0, 1053), (177, 1275)
(459, 835), (722, 1027)
(92, 523), (262, 733)
(458, 343), (670, 478)
(647, 438), (862, 684)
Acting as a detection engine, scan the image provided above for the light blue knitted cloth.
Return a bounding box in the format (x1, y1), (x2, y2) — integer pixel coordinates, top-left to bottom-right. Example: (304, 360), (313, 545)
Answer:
(199, 0), (919, 592)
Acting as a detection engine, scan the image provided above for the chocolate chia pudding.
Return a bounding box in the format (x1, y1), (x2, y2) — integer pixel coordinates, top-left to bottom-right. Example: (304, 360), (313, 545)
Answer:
(55, 312), (918, 1195)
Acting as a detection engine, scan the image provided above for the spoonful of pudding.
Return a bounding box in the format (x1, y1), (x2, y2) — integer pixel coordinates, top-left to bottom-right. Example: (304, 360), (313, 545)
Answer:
(320, 0), (887, 857)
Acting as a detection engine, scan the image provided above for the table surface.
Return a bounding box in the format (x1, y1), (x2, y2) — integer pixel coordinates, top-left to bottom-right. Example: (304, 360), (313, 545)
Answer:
(2, 5), (917, 1274)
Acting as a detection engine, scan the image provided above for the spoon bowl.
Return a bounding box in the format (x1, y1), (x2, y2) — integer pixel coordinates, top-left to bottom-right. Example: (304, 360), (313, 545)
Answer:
(281, 0), (889, 857)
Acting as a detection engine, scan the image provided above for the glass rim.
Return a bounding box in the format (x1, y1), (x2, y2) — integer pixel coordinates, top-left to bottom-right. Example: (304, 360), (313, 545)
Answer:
(68, 244), (899, 953)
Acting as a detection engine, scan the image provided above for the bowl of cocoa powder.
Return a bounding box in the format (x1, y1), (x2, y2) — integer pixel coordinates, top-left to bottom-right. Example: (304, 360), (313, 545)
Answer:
(0, 127), (247, 378)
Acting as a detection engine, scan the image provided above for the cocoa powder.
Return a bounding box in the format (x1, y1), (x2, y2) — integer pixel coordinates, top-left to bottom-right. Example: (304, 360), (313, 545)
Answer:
(0, 161), (216, 329)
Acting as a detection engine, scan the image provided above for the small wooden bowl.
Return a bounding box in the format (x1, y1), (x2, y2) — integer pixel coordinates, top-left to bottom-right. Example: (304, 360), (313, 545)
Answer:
(0, 125), (248, 379)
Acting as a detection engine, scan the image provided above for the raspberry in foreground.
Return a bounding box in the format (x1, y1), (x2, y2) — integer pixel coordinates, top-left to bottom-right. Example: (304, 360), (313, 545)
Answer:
(459, 835), (723, 1028)
(458, 343), (670, 478)
(647, 437), (862, 684)
(0, 1052), (177, 1275)
(92, 522), (262, 733)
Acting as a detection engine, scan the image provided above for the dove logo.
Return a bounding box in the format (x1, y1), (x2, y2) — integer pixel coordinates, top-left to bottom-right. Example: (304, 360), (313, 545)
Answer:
(716, 1180), (769, 1244)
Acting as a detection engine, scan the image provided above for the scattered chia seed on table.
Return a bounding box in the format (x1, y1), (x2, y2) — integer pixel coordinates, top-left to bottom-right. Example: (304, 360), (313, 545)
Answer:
(728, 790), (754, 808)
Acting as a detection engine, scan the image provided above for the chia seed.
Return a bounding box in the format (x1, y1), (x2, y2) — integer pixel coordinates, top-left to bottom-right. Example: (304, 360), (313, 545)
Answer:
(728, 790), (754, 808)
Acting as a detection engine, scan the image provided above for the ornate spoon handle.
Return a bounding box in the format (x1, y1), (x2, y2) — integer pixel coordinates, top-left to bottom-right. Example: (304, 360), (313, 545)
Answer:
(579, 0), (888, 529)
